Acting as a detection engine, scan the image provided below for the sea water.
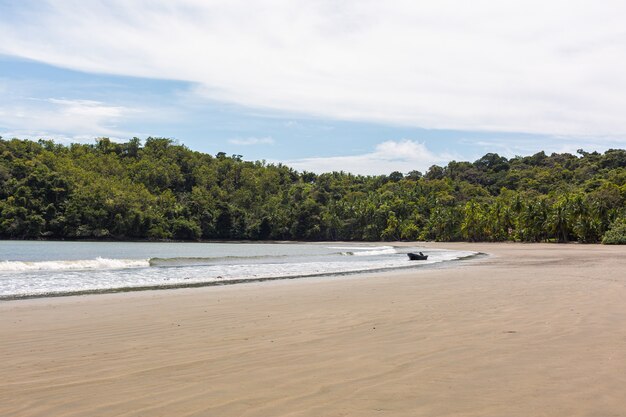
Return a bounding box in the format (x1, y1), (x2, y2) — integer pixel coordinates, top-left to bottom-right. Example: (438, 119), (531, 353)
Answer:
(0, 241), (477, 299)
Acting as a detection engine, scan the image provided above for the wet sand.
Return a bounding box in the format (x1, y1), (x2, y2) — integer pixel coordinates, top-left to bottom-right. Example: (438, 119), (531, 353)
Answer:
(1, 243), (626, 417)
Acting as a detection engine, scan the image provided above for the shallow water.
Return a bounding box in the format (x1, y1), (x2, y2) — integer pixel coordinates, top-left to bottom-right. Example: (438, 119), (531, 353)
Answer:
(0, 241), (476, 299)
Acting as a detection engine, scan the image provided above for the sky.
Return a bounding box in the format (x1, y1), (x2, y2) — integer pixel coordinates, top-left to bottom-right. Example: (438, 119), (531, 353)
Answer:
(1, 0), (625, 175)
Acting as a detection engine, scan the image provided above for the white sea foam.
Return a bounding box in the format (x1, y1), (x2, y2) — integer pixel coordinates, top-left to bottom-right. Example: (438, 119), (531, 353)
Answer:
(0, 257), (150, 272)
(330, 246), (397, 256)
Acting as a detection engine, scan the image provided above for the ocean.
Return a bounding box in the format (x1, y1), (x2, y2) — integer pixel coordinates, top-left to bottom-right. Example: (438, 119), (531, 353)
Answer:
(0, 241), (477, 299)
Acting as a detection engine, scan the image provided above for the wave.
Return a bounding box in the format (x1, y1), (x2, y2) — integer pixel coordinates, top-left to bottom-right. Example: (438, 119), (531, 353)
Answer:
(329, 246), (393, 251)
(0, 254), (290, 272)
(353, 247), (397, 256)
(148, 255), (285, 267)
(150, 250), (396, 265)
(333, 246), (398, 256)
(0, 247), (401, 273)
(0, 257), (150, 272)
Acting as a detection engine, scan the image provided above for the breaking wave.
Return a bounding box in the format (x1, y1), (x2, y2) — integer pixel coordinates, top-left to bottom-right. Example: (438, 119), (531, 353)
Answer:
(0, 257), (150, 272)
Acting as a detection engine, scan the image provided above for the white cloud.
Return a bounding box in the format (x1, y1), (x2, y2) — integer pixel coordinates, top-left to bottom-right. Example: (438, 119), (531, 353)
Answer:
(1, 1), (626, 139)
(0, 98), (136, 141)
(228, 136), (275, 145)
(285, 139), (454, 175)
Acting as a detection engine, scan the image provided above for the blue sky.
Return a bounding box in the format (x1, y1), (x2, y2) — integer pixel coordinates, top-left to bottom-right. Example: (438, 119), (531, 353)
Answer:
(1, 1), (625, 174)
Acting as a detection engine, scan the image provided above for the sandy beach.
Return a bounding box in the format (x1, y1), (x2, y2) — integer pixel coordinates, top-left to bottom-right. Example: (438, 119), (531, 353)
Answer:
(1, 242), (626, 417)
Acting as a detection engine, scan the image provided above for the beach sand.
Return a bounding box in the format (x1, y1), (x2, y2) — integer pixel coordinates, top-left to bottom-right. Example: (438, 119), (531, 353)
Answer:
(1, 243), (626, 417)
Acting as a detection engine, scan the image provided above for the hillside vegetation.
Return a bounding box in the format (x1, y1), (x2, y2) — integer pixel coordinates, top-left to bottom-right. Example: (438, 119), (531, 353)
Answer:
(1, 137), (625, 243)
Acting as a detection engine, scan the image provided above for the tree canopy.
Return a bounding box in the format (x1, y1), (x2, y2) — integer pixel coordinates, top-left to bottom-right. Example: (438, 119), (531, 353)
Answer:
(1, 137), (625, 243)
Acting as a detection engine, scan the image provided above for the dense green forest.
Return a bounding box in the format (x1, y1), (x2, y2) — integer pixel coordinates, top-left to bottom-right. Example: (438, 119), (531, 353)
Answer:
(1, 137), (625, 243)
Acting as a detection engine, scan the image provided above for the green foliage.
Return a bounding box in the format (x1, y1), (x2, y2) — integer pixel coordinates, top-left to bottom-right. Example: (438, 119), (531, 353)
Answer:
(602, 218), (626, 244)
(0, 138), (624, 242)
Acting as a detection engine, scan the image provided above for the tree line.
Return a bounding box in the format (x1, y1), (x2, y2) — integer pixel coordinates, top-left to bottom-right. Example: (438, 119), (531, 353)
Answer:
(1, 137), (625, 243)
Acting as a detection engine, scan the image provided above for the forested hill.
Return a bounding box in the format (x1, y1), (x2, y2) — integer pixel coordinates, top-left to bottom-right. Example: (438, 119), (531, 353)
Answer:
(1, 137), (625, 243)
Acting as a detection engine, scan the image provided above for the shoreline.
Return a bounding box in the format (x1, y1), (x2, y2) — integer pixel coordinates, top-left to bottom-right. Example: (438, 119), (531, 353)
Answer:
(2, 242), (625, 416)
(0, 248), (486, 302)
